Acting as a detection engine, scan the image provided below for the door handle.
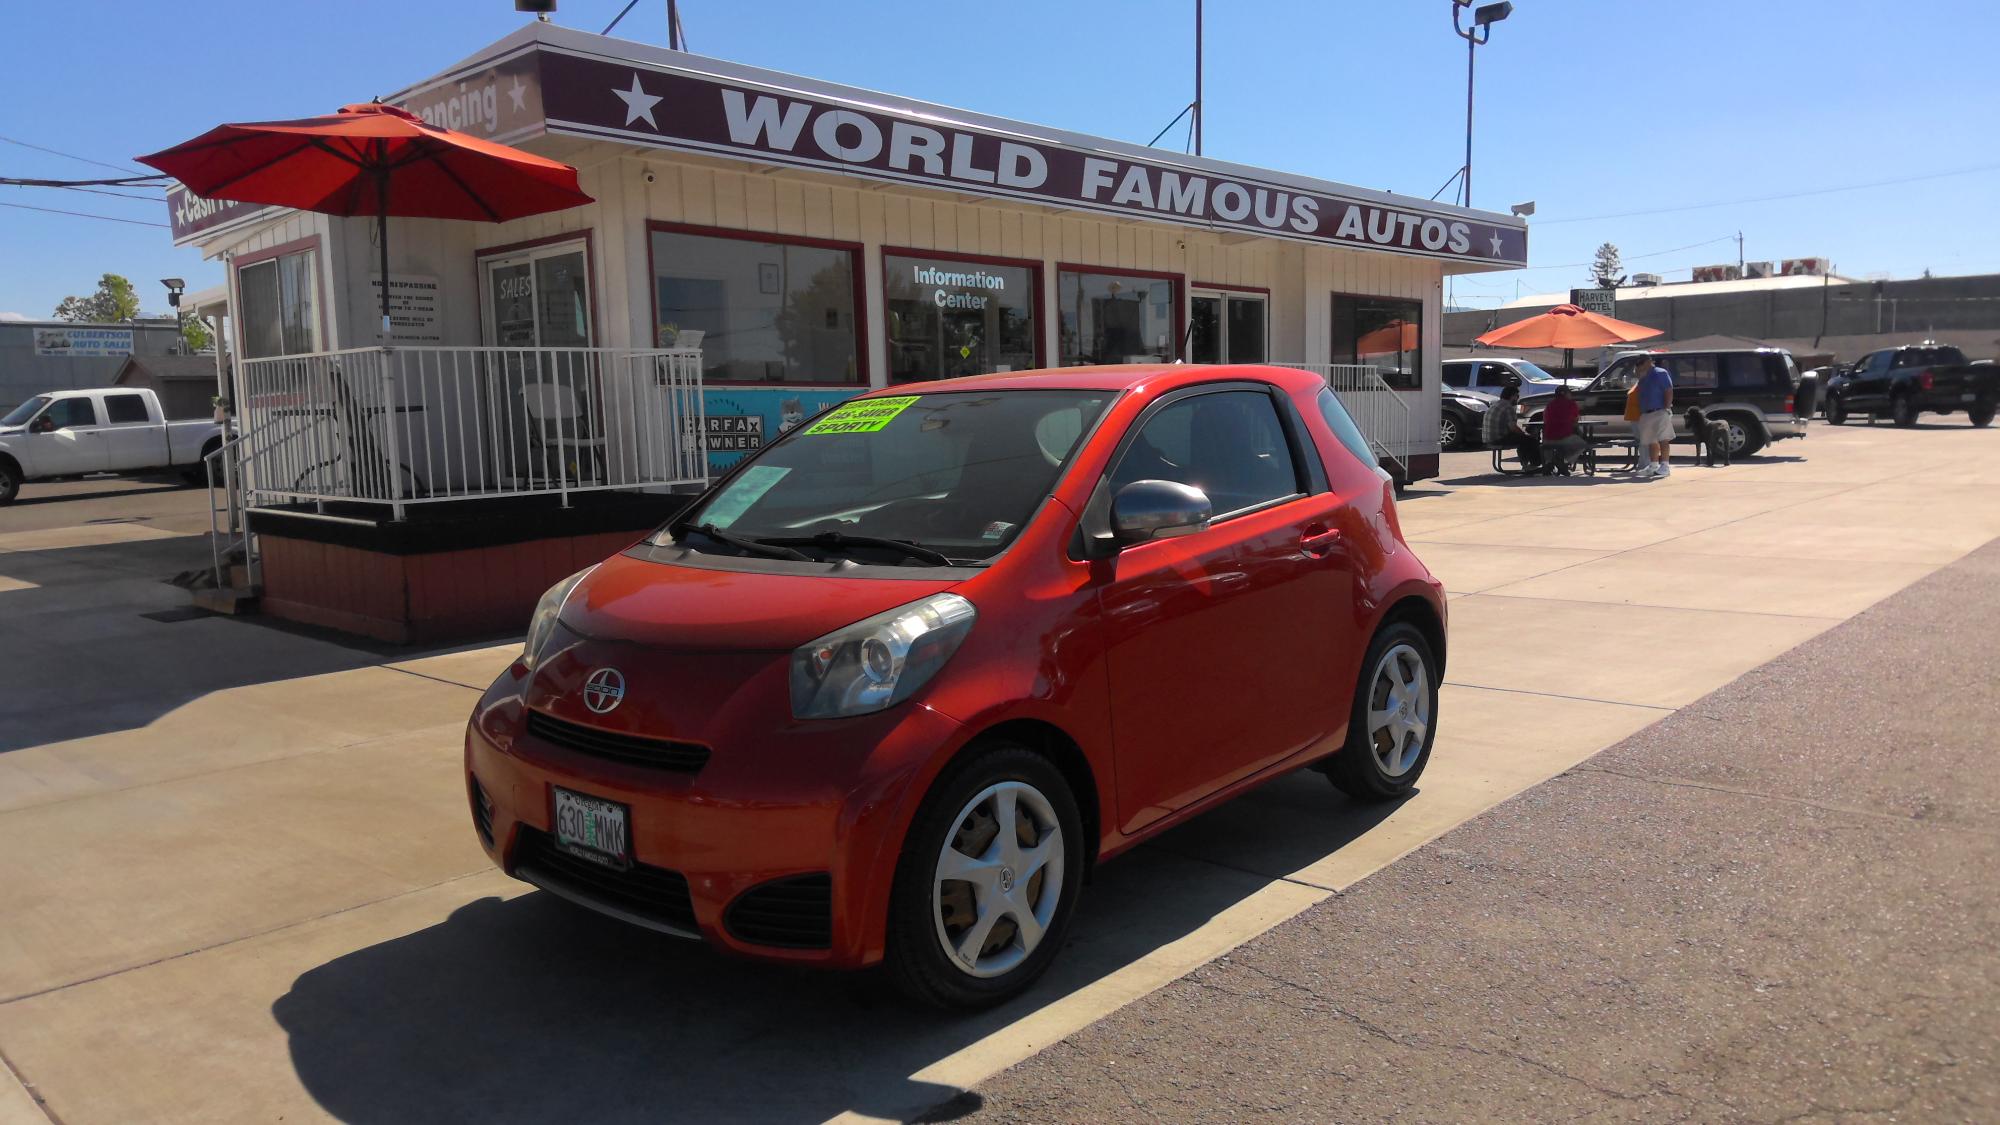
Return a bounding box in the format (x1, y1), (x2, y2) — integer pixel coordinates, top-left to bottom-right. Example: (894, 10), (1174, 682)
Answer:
(1301, 527), (1340, 557)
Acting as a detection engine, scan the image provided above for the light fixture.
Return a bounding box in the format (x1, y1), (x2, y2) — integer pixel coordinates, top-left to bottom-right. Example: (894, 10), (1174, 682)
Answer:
(1510, 201), (1535, 218)
(161, 277), (187, 308)
(1473, 1), (1514, 25)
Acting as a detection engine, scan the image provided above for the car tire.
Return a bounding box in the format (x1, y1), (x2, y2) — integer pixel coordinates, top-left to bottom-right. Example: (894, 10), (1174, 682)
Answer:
(1969, 398), (1995, 428)
(1438, 412), (1462, 450)
(1825, 398), (1848, 426)
(1892, 393), (1918, 428)
(884, 743), (1083, 1009)
(0, 461), (19, 506)
(1719, 413), (1766, 458)
(1326, 621), (1439, 803)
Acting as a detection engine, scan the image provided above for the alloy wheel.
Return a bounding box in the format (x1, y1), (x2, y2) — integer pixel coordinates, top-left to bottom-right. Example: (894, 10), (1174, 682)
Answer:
(1365, 643), (1431, 777)
(932, 780), (1065, 979)
(1439, 415), (1460, 449)
(1726, 420), (1750, 453)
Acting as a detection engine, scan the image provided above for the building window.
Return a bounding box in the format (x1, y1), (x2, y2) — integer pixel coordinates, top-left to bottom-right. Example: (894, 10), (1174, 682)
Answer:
(1331, 294), (1422, 390)
(238, 248), (318, 359)
(1058, 268), (1178, 366)
(884, 252), (1038, 383)
(651, 225), (862, 385)
(1190, 289), (1268, 364)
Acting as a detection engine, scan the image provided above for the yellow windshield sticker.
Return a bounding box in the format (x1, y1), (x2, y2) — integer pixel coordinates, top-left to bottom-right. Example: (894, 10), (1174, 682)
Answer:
(803, 395), (921, 435)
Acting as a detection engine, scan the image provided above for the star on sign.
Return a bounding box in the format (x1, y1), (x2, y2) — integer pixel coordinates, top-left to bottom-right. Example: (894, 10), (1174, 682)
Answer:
(507, 77), (528, 113)
(614, 73), (662, 130)
(1488, 232), (1506, 256)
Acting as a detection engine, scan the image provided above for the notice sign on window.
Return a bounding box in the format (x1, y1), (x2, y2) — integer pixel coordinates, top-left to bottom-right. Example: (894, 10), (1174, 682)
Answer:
(34, 327), (133, 357)
(804, 395), (920, 435)
(682, 413), (765, 452)
(369, 274), (443, 343)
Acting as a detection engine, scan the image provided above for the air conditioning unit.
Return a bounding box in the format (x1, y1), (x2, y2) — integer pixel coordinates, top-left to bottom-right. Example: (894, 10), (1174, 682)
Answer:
(1780, 257), (1828, 276)
(1630, 272), (1663, 286)
(1744, 261), (1775, 279)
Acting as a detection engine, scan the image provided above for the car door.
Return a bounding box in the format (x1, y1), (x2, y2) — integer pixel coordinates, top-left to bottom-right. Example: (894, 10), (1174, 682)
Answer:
(1848, 351), (1893, 409)
(1578, 356), (1639, 435)
(1094, 384), (1353, 834)
(26, 396), (109, 476)
(98, 391), (162, 470)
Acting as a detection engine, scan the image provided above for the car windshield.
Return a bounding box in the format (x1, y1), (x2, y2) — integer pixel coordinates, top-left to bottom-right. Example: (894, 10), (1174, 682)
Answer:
(1, 396), (50, 428)
(1513, 361), (1560, 383)
(667, 389), (1114, 564)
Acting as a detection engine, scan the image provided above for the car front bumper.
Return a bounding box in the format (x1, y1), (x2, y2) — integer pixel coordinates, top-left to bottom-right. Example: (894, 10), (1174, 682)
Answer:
(463, 665), (965, 968)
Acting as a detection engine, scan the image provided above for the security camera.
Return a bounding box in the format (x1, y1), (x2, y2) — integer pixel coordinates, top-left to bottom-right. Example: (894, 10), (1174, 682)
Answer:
(643, 168), (657, 185)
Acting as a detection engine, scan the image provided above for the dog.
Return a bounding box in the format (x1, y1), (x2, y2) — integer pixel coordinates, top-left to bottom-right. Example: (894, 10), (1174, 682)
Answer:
(1684, 406), (1732, 467)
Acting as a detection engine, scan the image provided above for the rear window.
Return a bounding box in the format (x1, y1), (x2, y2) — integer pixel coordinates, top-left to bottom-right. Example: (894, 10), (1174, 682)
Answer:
(1315, 387), (1376, 468)
(1895, 347), (1966, 367)
(104, 393), (150, 424)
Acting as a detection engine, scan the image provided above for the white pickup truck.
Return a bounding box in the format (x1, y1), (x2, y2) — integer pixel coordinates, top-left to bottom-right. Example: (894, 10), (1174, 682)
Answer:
(0, 387), (230, 505)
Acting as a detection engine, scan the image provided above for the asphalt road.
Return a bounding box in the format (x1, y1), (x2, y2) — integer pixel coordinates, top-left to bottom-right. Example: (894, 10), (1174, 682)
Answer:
(965, 539), (2000, 1122)
(0, 473), (213, 534)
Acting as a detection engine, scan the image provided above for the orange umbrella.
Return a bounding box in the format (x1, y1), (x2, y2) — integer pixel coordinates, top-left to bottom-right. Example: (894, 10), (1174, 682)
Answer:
(1474, 303), (1660, 349)
(1356, 319), (1420, 356)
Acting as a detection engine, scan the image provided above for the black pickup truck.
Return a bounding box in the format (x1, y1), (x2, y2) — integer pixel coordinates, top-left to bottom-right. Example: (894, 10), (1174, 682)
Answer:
(1824, 344), (1998, 427)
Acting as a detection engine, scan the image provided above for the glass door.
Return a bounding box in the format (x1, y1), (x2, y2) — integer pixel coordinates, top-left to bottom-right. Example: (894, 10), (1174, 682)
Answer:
(1189, 289), (1267, 364)
(481, 242), (595, 487)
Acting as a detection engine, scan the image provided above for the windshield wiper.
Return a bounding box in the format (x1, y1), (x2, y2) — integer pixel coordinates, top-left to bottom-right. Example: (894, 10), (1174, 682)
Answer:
(757, 531), (959, 567)
(681, 522), (813, 562)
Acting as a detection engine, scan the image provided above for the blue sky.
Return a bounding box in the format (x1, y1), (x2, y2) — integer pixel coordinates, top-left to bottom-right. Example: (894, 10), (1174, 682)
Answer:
(2, 0), (1995, 318)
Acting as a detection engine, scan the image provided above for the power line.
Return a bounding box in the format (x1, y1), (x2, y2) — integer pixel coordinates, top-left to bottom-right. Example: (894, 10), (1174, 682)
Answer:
(1453, 235), (1738, 286)
(6, 183), (164, 202)
(0, 200), (169, 228)
(1537, 164), (2000, 225)
(0, 134), (150, 178)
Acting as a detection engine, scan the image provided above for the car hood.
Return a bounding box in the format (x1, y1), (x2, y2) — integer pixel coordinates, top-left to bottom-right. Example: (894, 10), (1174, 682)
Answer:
(559, 547), (962, 651)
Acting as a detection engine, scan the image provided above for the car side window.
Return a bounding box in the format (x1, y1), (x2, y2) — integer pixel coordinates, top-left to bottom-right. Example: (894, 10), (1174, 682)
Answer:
(1863, 352), (1892, 375)
(1111, 390), (1300, 518)
(1442, 364), (1471, 389)
(1480, 362), (1514, 389)
(1666, 355), (1717, 390)
(1315, 387), (1376, 471)
(42, 398), (98, 429)
(1593, 360), (1635, 392)
(104, 393), (150, 424)
(1720, 354), (1769, 391)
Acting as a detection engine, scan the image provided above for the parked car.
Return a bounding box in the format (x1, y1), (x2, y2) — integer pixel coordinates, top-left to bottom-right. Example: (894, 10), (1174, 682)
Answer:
(1823, 343), (1998, 427)
(1439, 386), (1497, 449)
(0, 387), (229, 505)
(1576, 348), (1808, 457)
(465, 364), (1448, 1007)
(1444, 356), (1590, 396)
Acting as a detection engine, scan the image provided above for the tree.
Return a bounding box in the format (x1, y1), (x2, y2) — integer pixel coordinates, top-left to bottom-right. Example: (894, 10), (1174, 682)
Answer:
(178, 310), (213, 353)
(53, 273), (141, 323)
(1588, 244), (1625, 289)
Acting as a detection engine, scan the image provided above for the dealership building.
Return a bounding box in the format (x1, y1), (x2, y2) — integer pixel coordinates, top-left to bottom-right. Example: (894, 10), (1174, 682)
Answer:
(170, 22), (1526, 640)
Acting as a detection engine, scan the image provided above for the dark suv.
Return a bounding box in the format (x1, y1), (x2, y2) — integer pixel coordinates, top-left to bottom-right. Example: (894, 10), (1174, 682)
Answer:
(1577, 349), (1807, 457)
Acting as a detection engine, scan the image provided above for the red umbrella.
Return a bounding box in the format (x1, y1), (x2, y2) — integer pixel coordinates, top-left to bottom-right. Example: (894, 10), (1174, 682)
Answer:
(137, 103), (592, 337)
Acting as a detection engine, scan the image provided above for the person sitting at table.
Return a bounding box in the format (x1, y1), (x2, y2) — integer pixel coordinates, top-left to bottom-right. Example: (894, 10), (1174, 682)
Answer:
(1540, 384), (1588, 476)
(1482, 383), (1542, 472)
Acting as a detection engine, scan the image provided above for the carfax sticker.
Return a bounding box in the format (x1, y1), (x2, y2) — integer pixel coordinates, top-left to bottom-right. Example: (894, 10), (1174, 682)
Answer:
(803, 395), (920, 435)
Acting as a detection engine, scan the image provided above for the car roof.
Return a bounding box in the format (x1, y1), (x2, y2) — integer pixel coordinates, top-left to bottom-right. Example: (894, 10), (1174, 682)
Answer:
(850, 363), (1328, 398)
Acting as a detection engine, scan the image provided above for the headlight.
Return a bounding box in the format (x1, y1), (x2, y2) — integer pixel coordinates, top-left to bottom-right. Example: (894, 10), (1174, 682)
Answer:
(790, 593), (976, 719)
(521, 566), (594, 671)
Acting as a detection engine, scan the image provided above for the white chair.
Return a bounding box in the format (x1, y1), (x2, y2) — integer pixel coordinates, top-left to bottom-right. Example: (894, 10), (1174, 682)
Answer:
(520, 382), (606, 484)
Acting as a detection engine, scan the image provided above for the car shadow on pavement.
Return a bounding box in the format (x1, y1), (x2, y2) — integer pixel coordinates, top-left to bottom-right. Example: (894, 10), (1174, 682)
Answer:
(272, 776), (1400, 1124)
(1, 481), (190, 507)
(0, 535), (385, 750)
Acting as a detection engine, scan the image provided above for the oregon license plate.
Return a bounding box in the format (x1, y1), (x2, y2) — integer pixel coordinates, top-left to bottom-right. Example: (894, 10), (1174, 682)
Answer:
(553, 787), (630, 869)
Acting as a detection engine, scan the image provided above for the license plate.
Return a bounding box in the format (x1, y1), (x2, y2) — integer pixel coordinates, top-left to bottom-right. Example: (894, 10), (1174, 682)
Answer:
(1963, 392), (1979, 402)
(553, 787), (630, 869)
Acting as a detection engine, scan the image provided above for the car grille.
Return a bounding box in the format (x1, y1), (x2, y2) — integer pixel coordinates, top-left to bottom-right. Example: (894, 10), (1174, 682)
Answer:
(512, 826), (699, 937)
(725, 872), (833, 949)
(523, 709), (710, 772)
(468, 775), (495, 848)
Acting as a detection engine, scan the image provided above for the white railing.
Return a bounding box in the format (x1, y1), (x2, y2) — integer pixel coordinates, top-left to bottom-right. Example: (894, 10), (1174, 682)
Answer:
(233, 346), (708, 519)
(1272, 362), (1417, 474)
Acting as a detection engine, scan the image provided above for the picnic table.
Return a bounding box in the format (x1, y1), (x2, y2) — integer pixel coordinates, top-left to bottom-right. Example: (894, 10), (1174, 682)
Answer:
(1490, 419), (1637, 476)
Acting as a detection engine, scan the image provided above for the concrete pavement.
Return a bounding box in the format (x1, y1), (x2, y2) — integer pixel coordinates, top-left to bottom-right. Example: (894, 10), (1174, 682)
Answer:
(1, 420), (1996, 1122)
(967, 536), (2000, 1123)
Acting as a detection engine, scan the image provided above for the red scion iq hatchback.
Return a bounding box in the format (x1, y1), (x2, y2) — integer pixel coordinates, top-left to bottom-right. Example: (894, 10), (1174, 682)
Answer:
(465, 364), (1447, 1008)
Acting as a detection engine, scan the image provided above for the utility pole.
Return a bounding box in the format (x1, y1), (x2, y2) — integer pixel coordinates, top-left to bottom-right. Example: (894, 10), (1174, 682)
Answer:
(1737, 231), (1744, 276)
(1193, 0), (1203, 156)
(668, 0), (681, 49)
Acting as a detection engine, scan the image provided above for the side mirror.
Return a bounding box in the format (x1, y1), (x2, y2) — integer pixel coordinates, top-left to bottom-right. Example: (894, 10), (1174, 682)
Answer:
(29, 417), (55, 434)
(1111, 479), (1212, 544)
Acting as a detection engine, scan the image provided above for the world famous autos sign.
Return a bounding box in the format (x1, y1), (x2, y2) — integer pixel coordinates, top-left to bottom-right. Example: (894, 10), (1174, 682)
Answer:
(533, 49), (1526, 267)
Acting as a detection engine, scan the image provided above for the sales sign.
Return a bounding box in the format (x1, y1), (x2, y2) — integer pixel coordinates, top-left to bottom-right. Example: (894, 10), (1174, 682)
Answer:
(34, 327), (133, 357)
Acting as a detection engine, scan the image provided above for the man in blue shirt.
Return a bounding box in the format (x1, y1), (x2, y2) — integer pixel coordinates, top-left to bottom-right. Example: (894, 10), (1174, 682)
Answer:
(1633, 356), (1675, 478)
